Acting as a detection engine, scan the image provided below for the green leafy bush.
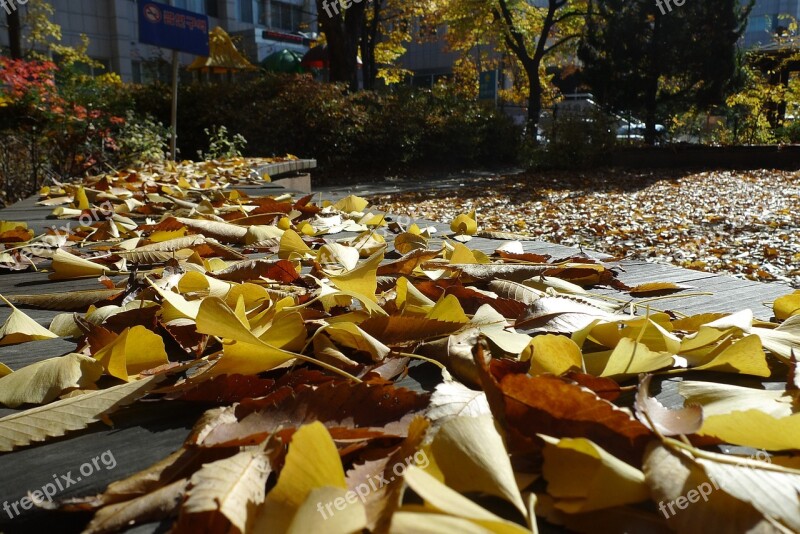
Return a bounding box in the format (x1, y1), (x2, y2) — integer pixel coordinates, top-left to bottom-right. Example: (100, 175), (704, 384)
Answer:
(130, 74), (523, 174)
(529, 107), (616, 170)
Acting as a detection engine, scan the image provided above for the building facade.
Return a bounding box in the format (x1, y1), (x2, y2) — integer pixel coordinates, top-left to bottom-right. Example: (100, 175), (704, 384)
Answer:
(744, 0), (800, 47)
(0, 0), (317, 82)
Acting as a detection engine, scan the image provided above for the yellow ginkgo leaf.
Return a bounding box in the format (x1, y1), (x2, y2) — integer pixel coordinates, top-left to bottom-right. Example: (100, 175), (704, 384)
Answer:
(253, 422), (364, 534)
(0, 294), (58, 346)
(195, 297), (301, 376)
(333, 194), (369, 213)
(74, 185), (90, 210)
(93, 326), (169, 381)
(288, 486), (368, 534)
(527, 334), (583, 376)
(396, 277), (436, 312)
(318, 243), (360, 272)
(689, 334), (770, 377)
(431, 415), (527, 515)
(178, 271), (232, 299)
(270, 421), (347, 506)
(774, 291), (800, 321)
(540, 434), (649, 513)
(584, 337), (673, 380)
(325, 249), (384, 302)
(395, 466), (531, 534)
(150, 279), (202, 321)
(448, 242), (480, 265)
(0, 354), (103, 408)
(450, 209), (477, 236)
(49, 248), (108, 280)
(279, 229), (312, 260)
(699, 410), (800, 451)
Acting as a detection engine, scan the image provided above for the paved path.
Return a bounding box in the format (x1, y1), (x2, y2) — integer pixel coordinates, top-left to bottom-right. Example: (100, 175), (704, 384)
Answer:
(0, 168), (790, 533)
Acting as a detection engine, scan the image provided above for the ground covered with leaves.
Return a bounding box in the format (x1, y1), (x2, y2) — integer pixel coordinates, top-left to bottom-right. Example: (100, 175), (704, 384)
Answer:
(371, 168), (800, 287)
(0, 159), (799, 533)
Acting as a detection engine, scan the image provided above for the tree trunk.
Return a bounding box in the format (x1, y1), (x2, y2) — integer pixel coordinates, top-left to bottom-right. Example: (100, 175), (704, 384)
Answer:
(526, 67), (542, 141)
(644, 12), (662, 145)
(360, 0), (381, 91)
(8, 9), (22, 60)
(316, 0), (365, 91)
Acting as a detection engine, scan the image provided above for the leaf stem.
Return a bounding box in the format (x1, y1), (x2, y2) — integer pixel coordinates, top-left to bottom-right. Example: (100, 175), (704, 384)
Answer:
(393, 351), (447, 371)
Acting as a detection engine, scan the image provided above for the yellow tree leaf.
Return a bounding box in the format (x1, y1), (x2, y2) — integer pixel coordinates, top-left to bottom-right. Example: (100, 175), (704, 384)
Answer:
(393, 466), (531, 534)
(431, 415), (527, 515)
(774, 291), (800, 320)
(0, 294), (58, 345)
(450, 209), (477, 236)
(699, 410), (800, 450)
(195, 297), (301, 375)
(333, 194), (369, 213)
(74, 185), (90, 210)
(49, 248), (108, 280)
(0, 353), (103, 408)
(689, 334), (770, 377)
(278, 229), (312, 260)
(252, 422), (366, 533)
(540, 435), (649, 513)
(93, 326), (169, 381)
(678, 381), (794, 419)
(527, 334), (583, 376)
(584, 338), (673, 380)
(325, 249), (384, 301)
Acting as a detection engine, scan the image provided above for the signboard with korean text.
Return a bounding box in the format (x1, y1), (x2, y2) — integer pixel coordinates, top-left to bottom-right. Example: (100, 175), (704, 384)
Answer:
(138, 0), (209, 56)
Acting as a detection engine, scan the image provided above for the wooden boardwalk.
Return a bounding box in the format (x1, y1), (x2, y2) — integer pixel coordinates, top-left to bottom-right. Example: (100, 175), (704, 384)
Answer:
(0, 170), (791, 533)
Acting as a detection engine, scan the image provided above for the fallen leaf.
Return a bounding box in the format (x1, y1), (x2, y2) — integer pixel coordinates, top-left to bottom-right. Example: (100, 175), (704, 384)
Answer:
(0, 375), (164, 451)
(176, 450), (270, 534)
(93, 325), (169, 381)
(0, 353), (103, 408)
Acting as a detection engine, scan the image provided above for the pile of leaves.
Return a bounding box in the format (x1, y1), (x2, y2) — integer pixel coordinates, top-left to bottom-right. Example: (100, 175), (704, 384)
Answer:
(0, 158), (799, 533)
(371, 168), (800, 287)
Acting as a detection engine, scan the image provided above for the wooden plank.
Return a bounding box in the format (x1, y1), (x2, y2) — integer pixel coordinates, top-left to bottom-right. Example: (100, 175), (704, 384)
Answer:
(0, 401), (206, 532)
(0, 174), (795, 534)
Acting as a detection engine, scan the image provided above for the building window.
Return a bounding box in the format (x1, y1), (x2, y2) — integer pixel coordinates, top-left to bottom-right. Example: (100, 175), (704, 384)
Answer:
(271, 2), (302, 31)
(239, 0), (254, 23)
(173, 0), (207, 13)
(206, 0), (219, 17)
(258, 1), (269, 25)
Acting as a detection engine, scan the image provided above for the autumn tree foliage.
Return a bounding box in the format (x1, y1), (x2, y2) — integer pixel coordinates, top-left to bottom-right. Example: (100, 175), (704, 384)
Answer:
(434, 0), (589, 140)
(579, 0), (753, 144)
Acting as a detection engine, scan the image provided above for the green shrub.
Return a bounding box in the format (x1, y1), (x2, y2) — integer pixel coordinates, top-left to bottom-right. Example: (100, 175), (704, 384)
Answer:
(130, 74), (523, 174)
(529, 107), (616, 170)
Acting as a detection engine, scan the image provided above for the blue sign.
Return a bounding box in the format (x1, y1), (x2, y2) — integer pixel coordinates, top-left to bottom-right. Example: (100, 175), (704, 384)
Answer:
(138, 1), (209, 56)
(479, 70), (498, 102)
